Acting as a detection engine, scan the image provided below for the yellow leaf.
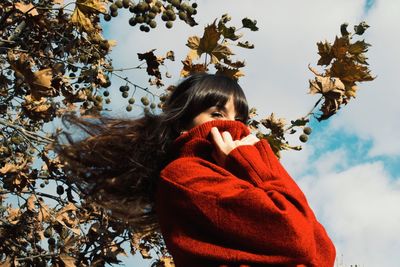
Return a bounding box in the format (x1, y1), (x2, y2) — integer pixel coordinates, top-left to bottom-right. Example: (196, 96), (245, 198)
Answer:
(71, 7), (94, 32)
(215, 64), (244, 81)
(186, 36), (200, 50)
(199, 23), (221, 54)
(38, 204), (51, 222)
(210, 44), (234, 64)
(0, 163), (18, 174)
(180, 58), (207, 77)
(76, 0), (106, 14)
(15, 2), (39, 16)
(32, 68), (53, 89)
(59, 254), (76, 267)
(27, 194), (36, 212)
(309, 76), (345, 95)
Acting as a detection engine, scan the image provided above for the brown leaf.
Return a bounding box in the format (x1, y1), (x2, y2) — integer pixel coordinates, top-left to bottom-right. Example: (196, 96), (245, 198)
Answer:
(138, 49), (163, 79)
(317, 41), (334, 66)
(76, 0), (106, 14)
(59, 253), (76, 267)
(15, 2), (39, 16)
(0, 257), (12, 267)
(199, 23), (221, 54)
(330, 60), (374, 83)
(309, 75), (345, 95)
(348, 40), (370, 55)
(71, 7), (94, 32)
(215, 64), (244, 81)
(165, 50), (175, 61)
(260, 113), (286, 138)
(26, 194), (36, 212)
(0, 163), (18, 174)
(180, 58), (207, 77)
(210, 44), (234, 64)
(331, 36), (349, 59)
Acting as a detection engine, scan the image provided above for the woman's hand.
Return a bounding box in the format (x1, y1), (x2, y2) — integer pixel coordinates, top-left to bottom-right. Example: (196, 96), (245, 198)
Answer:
(210, 127), (260, 167)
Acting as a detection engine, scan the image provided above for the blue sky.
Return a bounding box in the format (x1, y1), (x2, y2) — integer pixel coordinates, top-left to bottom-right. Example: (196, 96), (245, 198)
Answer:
(102, 0), (400, 266)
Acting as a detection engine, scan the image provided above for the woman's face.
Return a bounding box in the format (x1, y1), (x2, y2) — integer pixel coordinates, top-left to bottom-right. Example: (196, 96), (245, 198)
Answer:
(184, 95), (239, 132)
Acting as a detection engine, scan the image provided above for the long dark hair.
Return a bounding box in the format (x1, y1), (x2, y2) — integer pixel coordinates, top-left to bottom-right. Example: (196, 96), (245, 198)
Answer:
(58, 73), (249, 232)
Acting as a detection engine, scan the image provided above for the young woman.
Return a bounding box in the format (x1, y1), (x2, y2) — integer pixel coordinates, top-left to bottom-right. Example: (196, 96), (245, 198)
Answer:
(60, 73), (336, 267)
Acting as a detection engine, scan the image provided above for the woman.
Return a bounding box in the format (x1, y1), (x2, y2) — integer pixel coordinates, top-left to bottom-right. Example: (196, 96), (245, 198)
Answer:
(60, 73), (336, 266)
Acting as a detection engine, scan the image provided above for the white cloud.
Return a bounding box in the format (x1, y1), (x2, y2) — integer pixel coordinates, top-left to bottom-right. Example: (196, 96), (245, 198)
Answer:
(298, 150), (400, 267)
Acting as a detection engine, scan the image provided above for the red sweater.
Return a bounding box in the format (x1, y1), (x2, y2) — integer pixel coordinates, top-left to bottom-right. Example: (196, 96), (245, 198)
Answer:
(155, 120), (335, 267)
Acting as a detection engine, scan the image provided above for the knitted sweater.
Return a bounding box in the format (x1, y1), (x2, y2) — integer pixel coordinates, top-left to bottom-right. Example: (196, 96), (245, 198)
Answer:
(155, 120), (335, 267)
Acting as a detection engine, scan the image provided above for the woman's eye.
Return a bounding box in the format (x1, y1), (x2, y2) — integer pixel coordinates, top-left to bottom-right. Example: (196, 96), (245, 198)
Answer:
(211, 112), (223, 118)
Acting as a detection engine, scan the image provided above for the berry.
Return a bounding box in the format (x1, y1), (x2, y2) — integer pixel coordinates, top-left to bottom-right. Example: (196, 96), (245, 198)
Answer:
(56, 185), (64, 195)
(178, 11), (187, 20)
(149, 20), (157, 28)
(150, 102), (156, 109)
(128, 97), (135, 104)
(110, 10), (118, 17)
(122, 0), (130, 8)
(40, 183), (45, 188)
(299, 134), (308, 143)
(44, 227), (53, 238)
(141, 96), (150, 106)
(115, 0), (123, 8)
(129, 17), (137, 26)
(150, 6), (160, 13)
(161, 13), (169, 21)
(192, 2), (197, 8)
(110, 3), (118, 12)
(105, 98), (111, 104)
(166, 21), (173, 28)
(103, 90), (110, 97)
(122, 91), (129, 98)
(145, 0), (152, 3)
(135, 15), (145, 23)
(171, 0), (180, 7)
(126, 105), (133, 112)
(166, 9), (175, 18)
(303, 126), (312, 135)
(129, 5), (136, 13)
(148, 12), (156, 19)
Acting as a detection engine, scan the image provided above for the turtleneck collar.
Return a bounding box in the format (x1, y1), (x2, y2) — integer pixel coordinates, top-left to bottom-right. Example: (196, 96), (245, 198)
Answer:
(170, 120), (250, 160)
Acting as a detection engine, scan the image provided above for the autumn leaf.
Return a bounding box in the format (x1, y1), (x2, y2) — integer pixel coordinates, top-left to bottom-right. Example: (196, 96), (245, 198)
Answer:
(260, 113), (286, 138)
(71, 7), (94, 32)
(138, 49), (163, 79)
(309, 75), (345, 95)
(242, 18), (259, 31)
(26, 194), (36, 212)
(237, 41), (254, 49)
(15, 2), (39, 16)
(330, 60), (374, 83)
(215, 64), (244, 80)
(317, 41), (334, 66)
(59, 253), (76, 267)
(165, 50), (175, 61)
(331, 36), (349, 60)
(222, 58), (245, 68)
(180, 57), (207, 77)
(75, 0), (106, 14)
(210, 44), (234, 64)
(348, 40), (370, 55)
(354, 21), (369, 35)
(0, 163), (19, 174)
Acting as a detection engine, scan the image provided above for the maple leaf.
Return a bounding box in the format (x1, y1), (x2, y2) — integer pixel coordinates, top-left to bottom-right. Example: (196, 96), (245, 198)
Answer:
(180, 57), (207, 77)
(215, 64), (244, 81)
(348, 40), (370, 55)
(242, 18), (259, 31)
(309, 75), (345, 96)
(237, 41), (254, 49)
(185, 23), (233, 64)
(137, 49), (163, 79)
(330, 60), (374, 83)
(331, 36), (349, 60)
(317, 41), (334, 66)
(71, 7), (94, 32)
(260, 113), (286, 138)
(59, 254), (76, 267)
(15, 2), (39, 16)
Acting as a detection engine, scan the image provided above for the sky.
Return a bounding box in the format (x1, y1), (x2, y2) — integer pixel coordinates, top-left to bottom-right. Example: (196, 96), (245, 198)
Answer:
(101, 0), (400, 266)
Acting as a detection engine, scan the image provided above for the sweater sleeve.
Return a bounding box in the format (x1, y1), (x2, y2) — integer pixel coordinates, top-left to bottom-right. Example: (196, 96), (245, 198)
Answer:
(157, 142), (335, 266)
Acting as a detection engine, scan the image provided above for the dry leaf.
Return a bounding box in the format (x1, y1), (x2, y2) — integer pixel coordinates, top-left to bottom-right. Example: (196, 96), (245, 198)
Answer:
(15, 2), (39, 16)
(27, 194), (36, 212)
(59, 253), (76, 267)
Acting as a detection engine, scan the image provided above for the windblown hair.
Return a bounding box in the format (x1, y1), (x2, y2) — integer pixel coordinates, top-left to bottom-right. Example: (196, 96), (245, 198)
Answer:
(58, 73), (249, 232)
